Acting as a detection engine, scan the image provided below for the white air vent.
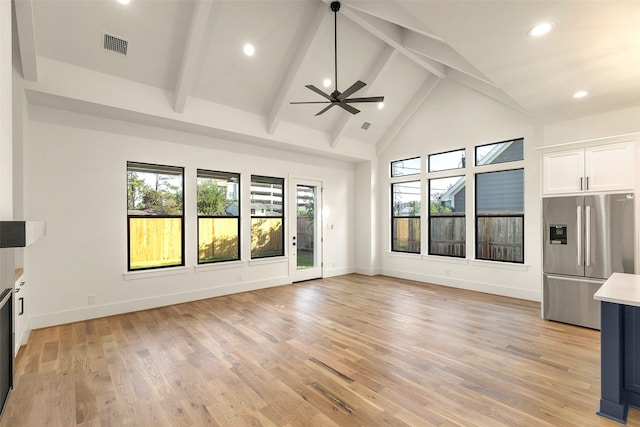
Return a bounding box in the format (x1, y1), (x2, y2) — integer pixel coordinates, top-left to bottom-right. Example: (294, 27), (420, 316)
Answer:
(103, 33), (128, 56)
(361, 121), (371, 130)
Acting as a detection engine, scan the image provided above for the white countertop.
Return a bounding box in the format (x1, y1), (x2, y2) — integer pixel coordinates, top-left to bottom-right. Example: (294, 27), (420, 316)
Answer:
(594, 273), (640, 307)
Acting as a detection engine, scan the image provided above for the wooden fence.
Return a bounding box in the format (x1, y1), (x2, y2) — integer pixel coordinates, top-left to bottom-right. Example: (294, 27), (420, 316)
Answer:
(129, 217), (182, 269)
(420, 215), (523, 261)
(297, 217), (314, 250)
(198, 218), (238, 261)
(476, 216), (523, 262)
(251, 218), (283, 257)
(393, 218), (420, 252)
(430, 215), (465, 257)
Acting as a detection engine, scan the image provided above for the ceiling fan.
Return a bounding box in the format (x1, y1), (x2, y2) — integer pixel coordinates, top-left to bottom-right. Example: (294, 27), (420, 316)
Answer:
(290, 1), (384, 116)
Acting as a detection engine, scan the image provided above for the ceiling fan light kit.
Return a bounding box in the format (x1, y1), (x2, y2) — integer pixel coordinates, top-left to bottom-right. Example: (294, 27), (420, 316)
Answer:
(291, 1), (385, 116)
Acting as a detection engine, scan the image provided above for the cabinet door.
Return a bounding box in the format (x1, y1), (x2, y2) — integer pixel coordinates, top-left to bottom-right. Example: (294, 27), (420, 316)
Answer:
(625, 306), (640, 394)
(584, 143), (635, 192)
(542, 150), (584, 194)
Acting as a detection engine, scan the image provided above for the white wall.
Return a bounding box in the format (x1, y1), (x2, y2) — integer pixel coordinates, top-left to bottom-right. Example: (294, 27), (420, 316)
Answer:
(23, 106), (356, 329)
(378, 79), (544, 301)
(354, 160), (380, 275)
(1, 0), (16, 304)
(543, 105), (640, 147)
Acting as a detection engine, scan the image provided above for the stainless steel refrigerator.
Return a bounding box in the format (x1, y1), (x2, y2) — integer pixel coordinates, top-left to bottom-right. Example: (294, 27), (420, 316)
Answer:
(543, 193), (635, 329)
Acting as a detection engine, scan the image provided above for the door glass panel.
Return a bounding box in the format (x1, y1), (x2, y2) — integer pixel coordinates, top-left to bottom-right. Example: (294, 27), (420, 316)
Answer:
(296, 185), (316, 270)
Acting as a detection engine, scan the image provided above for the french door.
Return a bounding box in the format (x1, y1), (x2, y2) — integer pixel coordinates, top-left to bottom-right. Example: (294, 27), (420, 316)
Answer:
(289, 179), (323, 282)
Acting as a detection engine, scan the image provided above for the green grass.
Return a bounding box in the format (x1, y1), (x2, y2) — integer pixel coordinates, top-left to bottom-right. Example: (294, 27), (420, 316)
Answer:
(297, 249), (314, 269)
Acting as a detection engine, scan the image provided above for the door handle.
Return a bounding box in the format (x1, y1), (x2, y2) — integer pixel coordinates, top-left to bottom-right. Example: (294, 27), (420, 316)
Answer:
(576, 206), (582, 266)
(18, 297), (24, 315)
(585, 205), (591, 267)
(580, 177), (583, 191)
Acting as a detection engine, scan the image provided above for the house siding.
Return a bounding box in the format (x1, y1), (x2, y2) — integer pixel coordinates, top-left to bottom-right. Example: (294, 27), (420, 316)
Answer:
(476, 169), (524, 212)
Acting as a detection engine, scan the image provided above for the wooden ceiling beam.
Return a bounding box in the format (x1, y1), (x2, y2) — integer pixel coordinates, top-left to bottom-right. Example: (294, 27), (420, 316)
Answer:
(266, 2), (330, 135)
(14, 0), (38, 82)
(173, 1), (218, 114)
(339, 7), (446, 79)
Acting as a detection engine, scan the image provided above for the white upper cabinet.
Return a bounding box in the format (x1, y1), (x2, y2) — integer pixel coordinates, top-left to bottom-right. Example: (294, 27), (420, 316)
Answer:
(543, 143), (635, 195)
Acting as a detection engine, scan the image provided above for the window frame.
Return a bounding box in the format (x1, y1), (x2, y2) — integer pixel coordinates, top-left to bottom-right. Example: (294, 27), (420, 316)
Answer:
(391, 156), (421, 178)
(474, 137), (524, 167)
(127, 161), (185, 271)
(474, 168), (525, 264)
(250, 175), (285, 259)
(196, 169), (241, 264)
(428, 175), (466, 258)
(390, 180), (421, 254)
(428, 148), (467, 173)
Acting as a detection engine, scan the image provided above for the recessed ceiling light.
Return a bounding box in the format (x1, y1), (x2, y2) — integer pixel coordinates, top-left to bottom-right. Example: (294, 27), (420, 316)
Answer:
(243, 43), (255, 57)
(323, 78), (331, 88)
(116, 0), (130, 4)
(573, 90), (588, 99)
(377, 102), (385, 110)
(528, 22), (554, 37)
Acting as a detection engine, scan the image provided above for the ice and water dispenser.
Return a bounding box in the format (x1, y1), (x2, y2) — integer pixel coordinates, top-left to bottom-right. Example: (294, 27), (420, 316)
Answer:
(549, 225), (567, 245)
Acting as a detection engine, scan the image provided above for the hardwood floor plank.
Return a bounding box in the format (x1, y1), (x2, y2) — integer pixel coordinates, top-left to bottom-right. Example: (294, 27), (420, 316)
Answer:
(1, 274), (638, 426)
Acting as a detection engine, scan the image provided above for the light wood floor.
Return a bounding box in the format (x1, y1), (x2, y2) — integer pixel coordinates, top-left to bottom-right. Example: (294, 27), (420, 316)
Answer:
(2, 274), (639, 426)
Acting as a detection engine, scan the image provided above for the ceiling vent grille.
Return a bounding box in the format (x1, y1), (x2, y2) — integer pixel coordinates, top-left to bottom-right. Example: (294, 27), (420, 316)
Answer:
(361, 121), (371, 130)
(103, 33), (128, 56)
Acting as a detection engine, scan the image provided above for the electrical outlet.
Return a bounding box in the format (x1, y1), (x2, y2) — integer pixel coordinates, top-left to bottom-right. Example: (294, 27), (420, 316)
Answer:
(88, 295), (96, 305)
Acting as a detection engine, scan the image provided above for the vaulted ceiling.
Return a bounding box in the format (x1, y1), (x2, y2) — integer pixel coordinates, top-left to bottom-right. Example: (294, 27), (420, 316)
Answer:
(13, 0), (640, 159)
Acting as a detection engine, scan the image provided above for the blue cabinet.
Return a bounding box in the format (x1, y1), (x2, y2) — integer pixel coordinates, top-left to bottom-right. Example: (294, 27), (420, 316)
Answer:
(598, 302), (640, 423)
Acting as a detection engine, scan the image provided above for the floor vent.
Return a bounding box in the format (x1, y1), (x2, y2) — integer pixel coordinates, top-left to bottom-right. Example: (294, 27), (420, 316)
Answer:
(103, 33), (128, 56)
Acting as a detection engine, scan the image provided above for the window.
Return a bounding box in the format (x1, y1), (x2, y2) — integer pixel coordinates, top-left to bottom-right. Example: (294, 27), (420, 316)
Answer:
(127, 162), (184, 270)
(475, 169), (524, 263)
(475, 138), (524, 166)
(428, 149), (466, 172)
(197, 170), (240, 263)
(251, 175), (284, 258)
(391, 157), (420, 177)
(391, 181), (420, 253)
(429, 176), (465, 257)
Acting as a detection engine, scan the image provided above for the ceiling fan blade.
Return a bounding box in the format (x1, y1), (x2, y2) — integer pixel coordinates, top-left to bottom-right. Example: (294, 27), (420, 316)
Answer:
(315, 104), (337, 116)
(338, 80), (366, 101)
(337, 102), (360, 115)
(344, 96), (385, 103)
(305, 85), (334, 101)
(290, 101), (331, 104)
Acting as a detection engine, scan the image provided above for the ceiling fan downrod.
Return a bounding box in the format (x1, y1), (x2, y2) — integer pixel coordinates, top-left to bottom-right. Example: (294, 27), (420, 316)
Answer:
(289, 0), (385, 116)
(331, 1), (340, 95)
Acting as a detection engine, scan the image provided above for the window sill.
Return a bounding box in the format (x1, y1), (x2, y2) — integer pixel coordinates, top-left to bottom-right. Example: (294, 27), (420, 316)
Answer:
(195, 260), (245, 273)
(469, 259), (529, 271)
(421, 255), (469, 265)
(249, 256), (288, 266)
(387, 251), (422, 259)
(123, 266), (190, 281)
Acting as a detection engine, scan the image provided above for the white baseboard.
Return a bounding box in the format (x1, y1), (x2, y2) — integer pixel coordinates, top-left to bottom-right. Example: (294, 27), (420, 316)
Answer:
(323, 266), (354, 277)
(354, 266), (382, 276)
(30, 276), (292, 329)
(382, 268), (541, 301)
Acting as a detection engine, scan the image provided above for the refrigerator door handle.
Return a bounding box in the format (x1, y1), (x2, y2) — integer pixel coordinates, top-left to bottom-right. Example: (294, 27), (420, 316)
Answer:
(585, 205), (591, 267)
(576, 206), (582, 266)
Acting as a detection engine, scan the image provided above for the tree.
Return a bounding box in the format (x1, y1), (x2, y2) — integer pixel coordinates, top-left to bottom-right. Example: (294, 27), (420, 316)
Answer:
(297, 195), (314, 218)
(198, 181), (229, 216)
(127, 172), (147, 210)
(127, 171), (183, 215)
